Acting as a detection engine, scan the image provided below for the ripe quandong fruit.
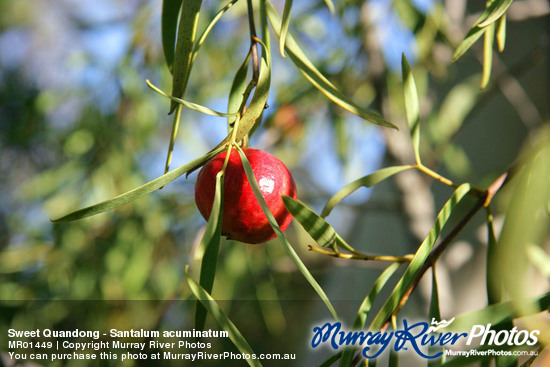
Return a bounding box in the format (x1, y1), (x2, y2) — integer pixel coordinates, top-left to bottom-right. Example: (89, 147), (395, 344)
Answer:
(194, 148), (297, 244)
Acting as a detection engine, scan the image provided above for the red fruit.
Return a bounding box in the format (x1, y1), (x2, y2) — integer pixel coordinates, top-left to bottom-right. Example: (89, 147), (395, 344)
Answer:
(194, 148), (297, 244)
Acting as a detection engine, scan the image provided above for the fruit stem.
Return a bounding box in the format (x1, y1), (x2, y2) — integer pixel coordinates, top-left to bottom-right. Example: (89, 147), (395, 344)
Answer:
(308, 245), (413, 263)
(414, 163), (486, 197)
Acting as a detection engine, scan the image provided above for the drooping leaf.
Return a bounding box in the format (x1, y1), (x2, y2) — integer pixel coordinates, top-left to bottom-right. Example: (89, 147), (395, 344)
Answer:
(266, 1), (396, 129)
(428, 265), (444, 367)
(401, 54), (421, 163)
(480, 22), (495, 89)
(486, 206), (502, 305)
(279, 0), (293, 57)
(283, 196), (337, 248)
(340, 263), (401, 366)
(147, 80), (239, 117)
(477, 0), (514, 28)
(169, 0), (202, 113)
(213, 37), (271, 150)
(320, 351), (342, 367)
(161, 0), (183, 73)
(192, 0), (239, 64)
(236, 146), (339, 320)
(51, 146), (225, 223)
(321, 165), (414, 218)
(443, 293), (550, 334)
(369, 184), (472, 330)
(194, 171), (224, 332)
(453, 0), (513, 61)
(429, 75), (479, 145)
(496, 14), (507, 52)
(283, 196), (356, 253)
(185, 269), (262, 367)
(227, 51), (252, 128)
(453, 26), (487, 62)
(323, 0), (335, 14)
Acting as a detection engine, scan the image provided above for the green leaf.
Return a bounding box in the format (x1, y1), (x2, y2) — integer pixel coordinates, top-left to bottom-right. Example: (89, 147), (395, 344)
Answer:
(477, 0), (514, 28)
(429, 75), (479, 145)
(453, 0), (513, 61)
(321, 165), (414, 218)
(213, 37), (271, 150)
(227, 52), (251, 129)
(194, 171), (224, 332)
(480, 22), (495, 89)
(340, 263), (401, 367)
(443, 293), (550, 333)
(283, 196), (337, 248)
(266, 1), (397, 129)
(161, 0), (183, 73)
(147, 80), (239, 117)
(496, 14), (506, 52)
(369, 184), (472, 330)
(283, 196), (356, 253)
(51, 146), (224, 223)
(170, 0), (202, 113)
(401, 54), (421, 163)
(428, 265), (444, 367)
(323, 0), (335, 14)
(185, 269), (262, 367)
(453, 26), (487, 62)
(279, 0), (293, 57)
(486, 206), (502, 304)
(234, 38), (271, 141)
(527, 245), (550, 278)
(236, 145), (339, 320)
(320, 351), (342, 367)
(192, 0), (239, 64)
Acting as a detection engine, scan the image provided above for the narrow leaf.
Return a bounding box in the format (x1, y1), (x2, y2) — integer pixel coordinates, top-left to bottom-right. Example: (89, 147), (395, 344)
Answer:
(279, 0), (293, 57)
(266, 1), (397, 129)
(496, 14), (506, 52)
(369, 184), (472, 330)
(227, 52), (251, 128)
(320, 352), (342, 367)
(192, 0), (239, 64)
(185, 269), (262, 367)
(443, 293), (550, 333)
(236, 146), (339, 320)
(428, 265), (444, 367)
(477, 0), (514, 28)
(51, 146), (224, 223)
(401, 54), (421, 163)
(486, 206), (502, 304)
(480, 22), (495, 89)
(147, 80), (238, 117)
(323, 0), (335, 14)
(283, 196), (337, 248)
(321, 165), (414, 218)
(340, 263), (401, 366)
(170, 0), (202, 113)
(194, 171), (224, 331)
(453, 25), (487, 62)
(161, 0), (183, 73)
(213, 37), (271, 150)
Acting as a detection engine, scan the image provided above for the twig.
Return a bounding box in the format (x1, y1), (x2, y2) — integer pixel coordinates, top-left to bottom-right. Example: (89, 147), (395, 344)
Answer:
(308, 245), (414, 263)
(247, 0), (260, 82)
(379, 171), (511, 331)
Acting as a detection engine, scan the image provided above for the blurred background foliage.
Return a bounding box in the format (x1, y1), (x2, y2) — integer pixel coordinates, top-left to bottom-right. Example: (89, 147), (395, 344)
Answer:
(0, 0), (549, 365)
